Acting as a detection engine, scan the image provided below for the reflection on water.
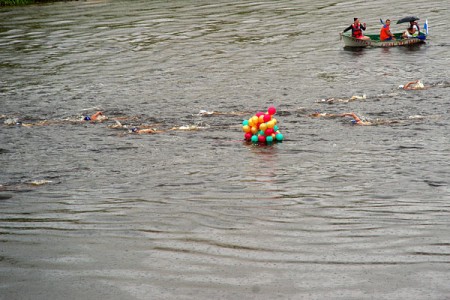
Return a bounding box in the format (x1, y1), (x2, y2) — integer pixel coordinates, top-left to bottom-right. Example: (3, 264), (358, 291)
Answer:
(1, 0), (450, 299)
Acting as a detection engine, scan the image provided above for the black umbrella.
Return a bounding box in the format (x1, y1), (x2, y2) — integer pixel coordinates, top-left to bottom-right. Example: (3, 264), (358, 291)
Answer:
(397, 16), (420, 24)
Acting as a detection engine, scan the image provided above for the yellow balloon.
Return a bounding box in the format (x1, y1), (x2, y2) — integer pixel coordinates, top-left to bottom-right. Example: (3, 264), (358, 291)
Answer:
(267, 121), (275, 128)
(248, 119), (254, 127)
(252, 116), (259, 124)
(272, 118), (277, 125)
(251, 126), (258, 134)
(242, 125), (250, 133)
(259, 115), (265, 123)
(259, 123), (268, 131)
(271, 133), (276, 139)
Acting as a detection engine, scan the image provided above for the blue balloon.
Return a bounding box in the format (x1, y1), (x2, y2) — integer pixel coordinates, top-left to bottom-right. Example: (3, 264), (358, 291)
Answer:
(242, 120), (249, 126)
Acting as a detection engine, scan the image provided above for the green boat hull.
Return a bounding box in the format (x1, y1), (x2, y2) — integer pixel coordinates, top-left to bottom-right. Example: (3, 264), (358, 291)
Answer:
(342, 32), (427, 48)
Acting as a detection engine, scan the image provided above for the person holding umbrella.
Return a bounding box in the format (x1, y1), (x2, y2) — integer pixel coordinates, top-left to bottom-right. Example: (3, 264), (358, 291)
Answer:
(398, 16), (421, 38)
(409, 21), (420, 36)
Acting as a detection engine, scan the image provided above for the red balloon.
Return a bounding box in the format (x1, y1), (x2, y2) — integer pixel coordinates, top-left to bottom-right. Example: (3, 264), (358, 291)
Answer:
(263, 114), (271, 122)
(258, 135), (266, 143)
(265, 128), (274, 136)
(244, 132), (252, 140)
(268, 106), (276, 115)
(255, 112), (264, 117)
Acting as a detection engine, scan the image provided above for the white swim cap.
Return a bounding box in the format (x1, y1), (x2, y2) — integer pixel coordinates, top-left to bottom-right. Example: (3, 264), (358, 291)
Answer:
(398, 85), (404, 89)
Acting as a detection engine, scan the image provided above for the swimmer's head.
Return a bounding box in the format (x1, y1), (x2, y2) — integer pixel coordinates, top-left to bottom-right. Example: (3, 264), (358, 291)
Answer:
(351, 120), (357, 125)
(84, 116), (91, 121)
(398, 85), (404, 89)
(131, 127), (138, 133)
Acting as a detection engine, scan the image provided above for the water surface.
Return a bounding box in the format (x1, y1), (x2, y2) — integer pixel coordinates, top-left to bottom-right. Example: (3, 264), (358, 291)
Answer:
(1, 0), (449, 299)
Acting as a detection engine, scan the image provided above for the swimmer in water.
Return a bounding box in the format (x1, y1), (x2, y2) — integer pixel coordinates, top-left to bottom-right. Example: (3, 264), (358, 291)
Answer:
(311, 111), (407, 126)
(107, 120), (164, 134)
(196, 110), (251, 116)
(170, 125), (204, 131)
(309, 111), (378, 125)
(317, 94), (366, 104)
(342, 112), (372, 125)
(309, 111), (346, 118)
(84, 111), (108, 122)
(3, 111), (109, 127)
(130, 127), (164, 134)
(342, 112), (406, 126)
(399, 80), (429, 90)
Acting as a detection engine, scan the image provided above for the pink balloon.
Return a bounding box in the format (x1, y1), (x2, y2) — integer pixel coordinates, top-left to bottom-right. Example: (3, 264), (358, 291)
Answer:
(268, 106), (276, 115)
(263, 114), (271, 123)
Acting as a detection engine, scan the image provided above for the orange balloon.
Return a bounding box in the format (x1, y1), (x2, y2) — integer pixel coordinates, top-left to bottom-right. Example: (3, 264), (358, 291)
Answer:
(251, 126), (258, 134)
(248, 119), (254, 127)
(252, 116), (259, 124)
(267, 121), (275, 128)
(259, 123), (268, 131)
(258, 115), (264, 123)
(242, 125), (250, 133)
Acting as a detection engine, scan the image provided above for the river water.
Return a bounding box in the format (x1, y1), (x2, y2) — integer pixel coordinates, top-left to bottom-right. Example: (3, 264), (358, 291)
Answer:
(1, 0), (449, 299)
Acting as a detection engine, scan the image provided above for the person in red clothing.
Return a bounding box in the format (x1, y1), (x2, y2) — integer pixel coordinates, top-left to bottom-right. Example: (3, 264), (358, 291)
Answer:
(380, 19), (395, 41)
(342, 18), (371, 41)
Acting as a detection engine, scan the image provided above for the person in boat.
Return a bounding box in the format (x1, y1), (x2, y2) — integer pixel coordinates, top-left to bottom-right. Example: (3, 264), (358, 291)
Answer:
(410, 21), (420, 36)
(380, 19), (395, 41)
(342, 18), (371, 41)
(402, 25), (416, 39)
(399, 80), (428, 90)
(402, 21), (420, 39)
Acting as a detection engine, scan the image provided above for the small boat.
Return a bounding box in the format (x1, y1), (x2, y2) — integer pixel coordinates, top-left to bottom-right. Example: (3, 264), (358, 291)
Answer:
(342, 18), (428, 48)
(341, 32), (427, 48)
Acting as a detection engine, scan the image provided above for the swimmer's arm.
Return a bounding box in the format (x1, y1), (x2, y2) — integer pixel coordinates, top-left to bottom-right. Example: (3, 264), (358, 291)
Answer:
(403, 80), (419, 90)
(342, 112), (362, 123)
(90, 111), (103, 120)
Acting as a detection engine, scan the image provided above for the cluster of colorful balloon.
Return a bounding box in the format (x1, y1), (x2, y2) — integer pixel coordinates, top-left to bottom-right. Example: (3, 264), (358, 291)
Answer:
(242, 106), (284, 144)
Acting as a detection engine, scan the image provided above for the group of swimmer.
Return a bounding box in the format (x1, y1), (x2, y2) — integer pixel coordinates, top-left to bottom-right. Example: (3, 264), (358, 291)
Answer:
(1, 77), (436, 132)
(310, 77), (437, 126)
(1, 109), (251, 134)
(341, 17), (422, 41)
